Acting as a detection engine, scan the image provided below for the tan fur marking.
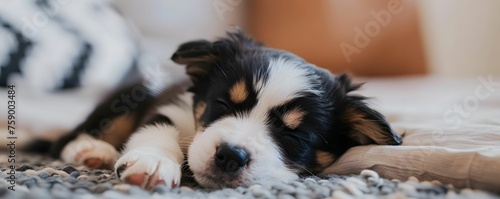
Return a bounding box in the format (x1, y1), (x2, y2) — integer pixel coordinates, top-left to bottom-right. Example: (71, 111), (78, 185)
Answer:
(345, 107), (389, 145)
(194, 101), (208, 133)
(101, 115), (136, 148)
(196, 123), (205, 132)
(315, 151), (336, 171)
(283, 108), (305, 129)
(186, 64), (210, 75)
(229, 79), (248, 103)
(194, 101), (207, 121)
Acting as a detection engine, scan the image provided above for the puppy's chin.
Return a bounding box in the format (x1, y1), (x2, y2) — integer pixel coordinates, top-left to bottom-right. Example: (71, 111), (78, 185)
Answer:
(192, 168), (250, 188)
(191, 163), (299, 188)
(193, 171), (298, 188)
(187, 117), (299, 188)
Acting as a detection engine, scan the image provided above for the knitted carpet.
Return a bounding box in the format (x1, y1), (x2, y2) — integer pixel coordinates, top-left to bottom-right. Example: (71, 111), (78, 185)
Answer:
(0, 153), (498, 199)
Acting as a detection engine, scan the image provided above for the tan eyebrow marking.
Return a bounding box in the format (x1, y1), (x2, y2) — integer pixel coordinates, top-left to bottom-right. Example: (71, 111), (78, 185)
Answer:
(282, 108), (305, 129)
(229, 79), (248, 103)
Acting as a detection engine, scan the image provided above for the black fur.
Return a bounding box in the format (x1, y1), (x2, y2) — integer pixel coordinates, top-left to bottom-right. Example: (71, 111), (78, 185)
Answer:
(50, 80), (189, 158)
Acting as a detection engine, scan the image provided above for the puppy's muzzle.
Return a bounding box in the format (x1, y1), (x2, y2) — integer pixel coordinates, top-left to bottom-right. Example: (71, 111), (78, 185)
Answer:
(215, 143), (250, 172)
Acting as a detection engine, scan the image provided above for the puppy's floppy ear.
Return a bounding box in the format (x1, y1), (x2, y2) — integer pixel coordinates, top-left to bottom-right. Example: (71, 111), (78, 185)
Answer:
(333, 74), (402, 146)
(171, 31), (260, 82)
(171, 40), (217, 81)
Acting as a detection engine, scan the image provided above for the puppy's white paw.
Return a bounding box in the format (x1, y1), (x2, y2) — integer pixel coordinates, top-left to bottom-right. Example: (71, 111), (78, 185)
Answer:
(114, 147), (182, 189)
(61, 134), (119, 169)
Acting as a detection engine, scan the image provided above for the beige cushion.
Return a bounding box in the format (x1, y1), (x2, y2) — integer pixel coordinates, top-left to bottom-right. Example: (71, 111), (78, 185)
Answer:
(323, 76), (500, 193)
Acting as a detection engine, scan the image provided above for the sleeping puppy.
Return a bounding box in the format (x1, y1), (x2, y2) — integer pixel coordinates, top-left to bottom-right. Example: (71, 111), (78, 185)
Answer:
(52, 31), (402, 189)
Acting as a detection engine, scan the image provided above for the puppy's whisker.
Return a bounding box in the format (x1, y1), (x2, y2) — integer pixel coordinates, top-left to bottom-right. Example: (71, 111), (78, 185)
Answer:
(296, 165), (316, 178)
(215, 63), (229, 82)
(313, 131), (328, 144)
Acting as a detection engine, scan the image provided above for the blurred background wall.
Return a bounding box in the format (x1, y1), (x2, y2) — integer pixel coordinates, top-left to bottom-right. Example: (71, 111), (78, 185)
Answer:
(418, 0), (500, 77)
(113, 0), (500, 78)
(247, 0), (427, 76)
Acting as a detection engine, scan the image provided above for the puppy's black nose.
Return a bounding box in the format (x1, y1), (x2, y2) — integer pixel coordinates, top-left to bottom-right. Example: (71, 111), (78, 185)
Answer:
(215, 143), (249, 172)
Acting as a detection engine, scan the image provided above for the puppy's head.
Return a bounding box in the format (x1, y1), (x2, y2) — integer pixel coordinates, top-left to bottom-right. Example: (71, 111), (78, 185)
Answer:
(172, 31), (402, 188)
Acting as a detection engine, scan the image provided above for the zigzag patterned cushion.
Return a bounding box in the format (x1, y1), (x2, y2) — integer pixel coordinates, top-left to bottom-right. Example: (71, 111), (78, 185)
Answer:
(0, 0), (138, 92)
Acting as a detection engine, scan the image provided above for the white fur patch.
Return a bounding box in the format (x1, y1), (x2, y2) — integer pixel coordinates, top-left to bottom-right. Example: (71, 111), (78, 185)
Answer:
(252, 58), (320, 118)
(121, 124), (183, 161)
(156, 93), (195, 136)
(116, 124), (184, 188)
(156, 92), (196, 152)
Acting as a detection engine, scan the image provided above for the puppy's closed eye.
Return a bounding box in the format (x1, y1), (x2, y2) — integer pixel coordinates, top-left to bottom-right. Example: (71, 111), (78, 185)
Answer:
(205, 99), (232, 121)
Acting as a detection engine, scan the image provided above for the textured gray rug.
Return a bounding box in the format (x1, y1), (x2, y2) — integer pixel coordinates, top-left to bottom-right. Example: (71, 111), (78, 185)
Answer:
(0, 153), (498, 199)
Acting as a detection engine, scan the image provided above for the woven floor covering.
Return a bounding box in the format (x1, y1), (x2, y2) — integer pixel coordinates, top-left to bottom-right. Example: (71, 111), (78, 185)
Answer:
(0, 153), (498, 199)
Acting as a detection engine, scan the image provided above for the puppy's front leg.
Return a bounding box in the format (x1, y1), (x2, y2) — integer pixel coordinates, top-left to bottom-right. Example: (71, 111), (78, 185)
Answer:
(114, 124), (183, 189)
